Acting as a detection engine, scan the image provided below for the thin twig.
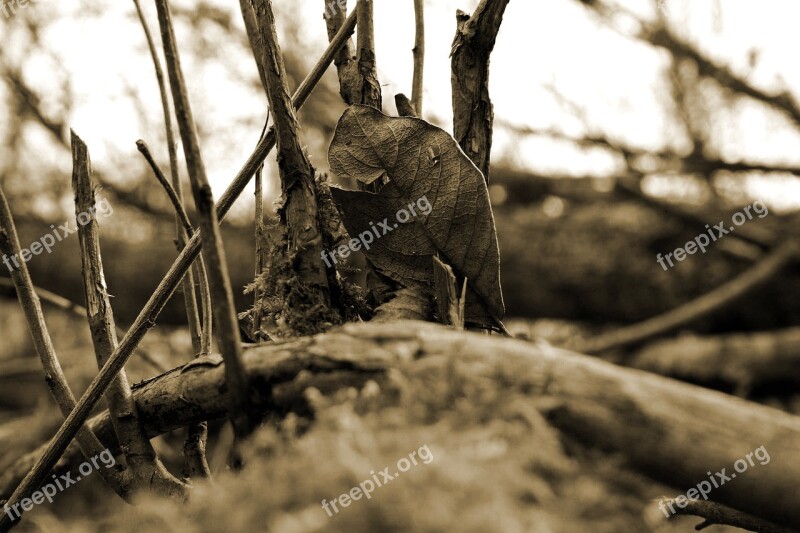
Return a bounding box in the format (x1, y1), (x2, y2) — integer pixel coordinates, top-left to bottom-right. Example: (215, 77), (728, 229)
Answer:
(573, 242), (798, 354)
(72, 131), (186, 498)
(136, 140), (194, 233)
(132, 0), (212, 360)
(0, 278), (86, 320)
(0, 184), (128, 516)
(253, 162), (264, 337)
(154, 0), (254, 462)
(239, 0), (269, 340)
(659, 497), (796, 533)
(0, 278), (167, 372)
(0, 14), (357, 529)
(411, 0), (425, 114)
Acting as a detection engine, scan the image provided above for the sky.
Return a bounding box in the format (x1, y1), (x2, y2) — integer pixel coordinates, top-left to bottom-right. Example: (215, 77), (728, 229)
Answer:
(3, 0), (800, 220)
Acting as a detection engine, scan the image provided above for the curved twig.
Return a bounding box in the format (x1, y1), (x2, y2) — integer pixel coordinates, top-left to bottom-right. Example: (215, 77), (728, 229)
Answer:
(0, 184), (127, 511)
(659, 497), (796, 533)
(450, 0), (510, 182)
(573, 241), (798, 354)
(136, 141), (194, 234)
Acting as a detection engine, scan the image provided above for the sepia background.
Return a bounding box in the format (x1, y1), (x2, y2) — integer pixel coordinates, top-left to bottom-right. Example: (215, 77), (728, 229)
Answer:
(1, 0), (798, 531)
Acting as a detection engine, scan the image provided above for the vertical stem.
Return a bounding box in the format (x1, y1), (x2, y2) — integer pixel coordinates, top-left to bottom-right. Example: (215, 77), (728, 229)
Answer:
(450, 0), (509, 182)
(72, 132), (186, 497)
(154, 0), (254, 454)
(411, 0), (425, 115)
(253, 163), (264, 336)
(0, 184), (128, 512)
(356, 0), (382, 108)
(252, 0), (332, 309)
(133, 0), (212, 478)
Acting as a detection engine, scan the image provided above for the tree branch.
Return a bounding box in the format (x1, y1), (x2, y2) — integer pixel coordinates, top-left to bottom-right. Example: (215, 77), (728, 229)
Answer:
(450, 0), (509, 181)
(323, 0), (359, 104)
(411, 0), (425, 115)
(572, 241), (798, 354)
(4, 321), (800, 530)
(71, 131), (186, 498)
(0, 184), (127, 521)
(136, 140), (194, 234)
(659, 497), (796, 533)
(0, 14), (357, 531)
(252, 0), (334, 329)
(355, 0), (381, 108)
(154, 0), (254, 453)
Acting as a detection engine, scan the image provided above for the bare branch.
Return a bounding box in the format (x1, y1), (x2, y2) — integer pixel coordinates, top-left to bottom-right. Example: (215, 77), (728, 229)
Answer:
(0, 16), (357, 525)
(154, 0), (254, 465)
(136, 140), (194, 234)
(659, 497), (796, 533)
(450, 0), (509, 181)
(355, 0), (381, 108)
(253, 162), (265, 337)
(323, 0), (359, 104)
(252, 0), (333, 318)
(572, 241), (798, 354)
(0, 184), (127, 522)
(71, 131), (186, 498)
(412, 0), (425, 114)
(136, 139), (194, 235)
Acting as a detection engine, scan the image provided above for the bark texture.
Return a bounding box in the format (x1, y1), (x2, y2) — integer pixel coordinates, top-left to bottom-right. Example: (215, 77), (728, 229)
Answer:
(450, 0), (510, 182)
(3, 321), (799, 529)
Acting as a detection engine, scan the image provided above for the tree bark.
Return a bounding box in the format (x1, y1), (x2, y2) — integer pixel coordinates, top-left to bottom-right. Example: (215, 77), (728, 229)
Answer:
(450, 0), (510, 181)
(3, 321), (799, 529)
(632, 327), (800, 391)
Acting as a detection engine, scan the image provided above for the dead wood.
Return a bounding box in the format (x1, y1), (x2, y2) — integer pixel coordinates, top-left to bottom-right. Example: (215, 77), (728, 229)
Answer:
(450, 0), (510, 181)
(3, 321), (800, 529)
(632, 327), (800, 392)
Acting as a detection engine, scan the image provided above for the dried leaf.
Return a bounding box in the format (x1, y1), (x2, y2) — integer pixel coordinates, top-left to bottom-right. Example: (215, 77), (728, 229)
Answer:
(327, 105), (505, 326)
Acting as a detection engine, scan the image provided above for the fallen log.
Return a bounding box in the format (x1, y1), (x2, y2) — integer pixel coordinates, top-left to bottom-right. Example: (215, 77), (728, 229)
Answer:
(632, 327), (800, 392)
(3, 321), (799, 529)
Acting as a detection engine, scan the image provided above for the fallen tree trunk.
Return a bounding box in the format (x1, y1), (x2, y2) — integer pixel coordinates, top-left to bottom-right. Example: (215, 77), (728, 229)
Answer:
(3, 321), (800, 529)
(632, 327), (800, 391)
